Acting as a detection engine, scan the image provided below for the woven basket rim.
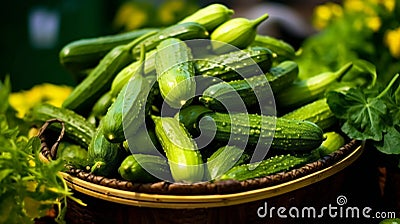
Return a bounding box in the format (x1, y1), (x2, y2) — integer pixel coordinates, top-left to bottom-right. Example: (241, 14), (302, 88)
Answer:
(39, 119), (362, 196)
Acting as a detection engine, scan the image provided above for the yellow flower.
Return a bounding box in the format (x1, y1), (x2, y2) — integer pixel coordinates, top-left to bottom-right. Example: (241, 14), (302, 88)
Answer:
(313, 3), (343, 30)
(158, 0), (187, 25)
(382, 0), (395, 12)
(385, 27), (400, 59)
(344, 0), (376, 15)
(366, 16), (381, 32)
(343, 0), (365, 12)
(9, 83), (72, 118)
(113, 2), (148, 31)
(371, 0), (396, 12)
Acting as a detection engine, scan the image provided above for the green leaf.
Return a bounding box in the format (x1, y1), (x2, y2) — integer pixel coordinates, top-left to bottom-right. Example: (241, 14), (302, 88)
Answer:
(374, 125), (400, 154)
(327, 88), (387, 141)
(0, 76), (11, 114)
(0, 169), (13, 182)
(340, 59), (377, 88)
(326, 91), (351, 118)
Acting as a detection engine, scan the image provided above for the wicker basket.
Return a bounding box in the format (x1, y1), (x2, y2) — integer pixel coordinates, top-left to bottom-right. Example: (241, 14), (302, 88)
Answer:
(39, 119), (364, 224)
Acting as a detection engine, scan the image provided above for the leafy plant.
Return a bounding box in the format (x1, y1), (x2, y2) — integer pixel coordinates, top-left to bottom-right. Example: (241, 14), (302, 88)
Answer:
(0, 77), (85, 223)
(327, 73), (400, 167)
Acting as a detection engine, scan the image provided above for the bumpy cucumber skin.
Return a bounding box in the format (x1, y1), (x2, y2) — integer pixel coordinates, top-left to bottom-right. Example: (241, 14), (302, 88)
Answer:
(282, 98), (337, 131)
(266, 60), (299, 94)
(156, 38), (196, 109)
(88, 122), (125, 177)
(200, 112), (324, 152)
(24, 103), (95, 148)
(199, 60), (298, 112)
(219, 151), (318, 181)
(101, 73), (150, 143)
(195, 46), (273, 78)
(153, 116), (204, 183)
(195, 46), (274, 90)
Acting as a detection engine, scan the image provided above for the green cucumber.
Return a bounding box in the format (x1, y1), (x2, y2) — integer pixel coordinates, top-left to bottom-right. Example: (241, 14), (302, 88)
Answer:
(199, 112), (324, 152)
(62, 31), (157, 115)
(281, 98), (337, 131)
(110, 49), (157, 98)
(276, 62), (353, 110)
(59, 28), (159, 73)
(89, 90), (115, 122)
(174, 104), (213, 136)
(24, 103), (95, 148)
(265, 60), (299, 93)
(178, 3), (234, 32)
(152, 116), (204, 183)
(206, 145), (250, 180)
(198, 60), (298, 112)
(211, 13), (269, 53)
(123, 123), (162, 155)
(195, 46), (274, 88)
(118, 154), (172, 183)
(131, 22), (209, 59)
(56, 142), (89, 170)
(88, 121), (126, 177)
(101, 72), (151, 143)
(218, 150), (319, 181)
(251, 34), (296, 62)
(317, 132), (345, 157)
(155, 38), (196, 108)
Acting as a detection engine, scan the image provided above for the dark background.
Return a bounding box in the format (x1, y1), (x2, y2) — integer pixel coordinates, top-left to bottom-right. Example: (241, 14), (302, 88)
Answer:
(0, 0), (333, 92)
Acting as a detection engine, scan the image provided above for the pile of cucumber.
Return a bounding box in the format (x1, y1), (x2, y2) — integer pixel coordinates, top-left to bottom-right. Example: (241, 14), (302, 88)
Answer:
(25, 4), (353, 184)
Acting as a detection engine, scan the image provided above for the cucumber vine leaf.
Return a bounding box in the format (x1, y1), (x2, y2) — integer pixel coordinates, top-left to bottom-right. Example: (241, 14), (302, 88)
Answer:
(327, 73), (400, 156)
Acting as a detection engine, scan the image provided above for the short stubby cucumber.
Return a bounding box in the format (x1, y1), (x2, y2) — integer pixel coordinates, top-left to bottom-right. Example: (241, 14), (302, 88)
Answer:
(118, 154), (172, 183)
(88, 122), (126, 177)
(210, 13), (269, 53)
(317, 132), (345, 157)
(155, 38), (196, 108)
(178, 3), (234, 32)
(152, 116), (204, 183)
